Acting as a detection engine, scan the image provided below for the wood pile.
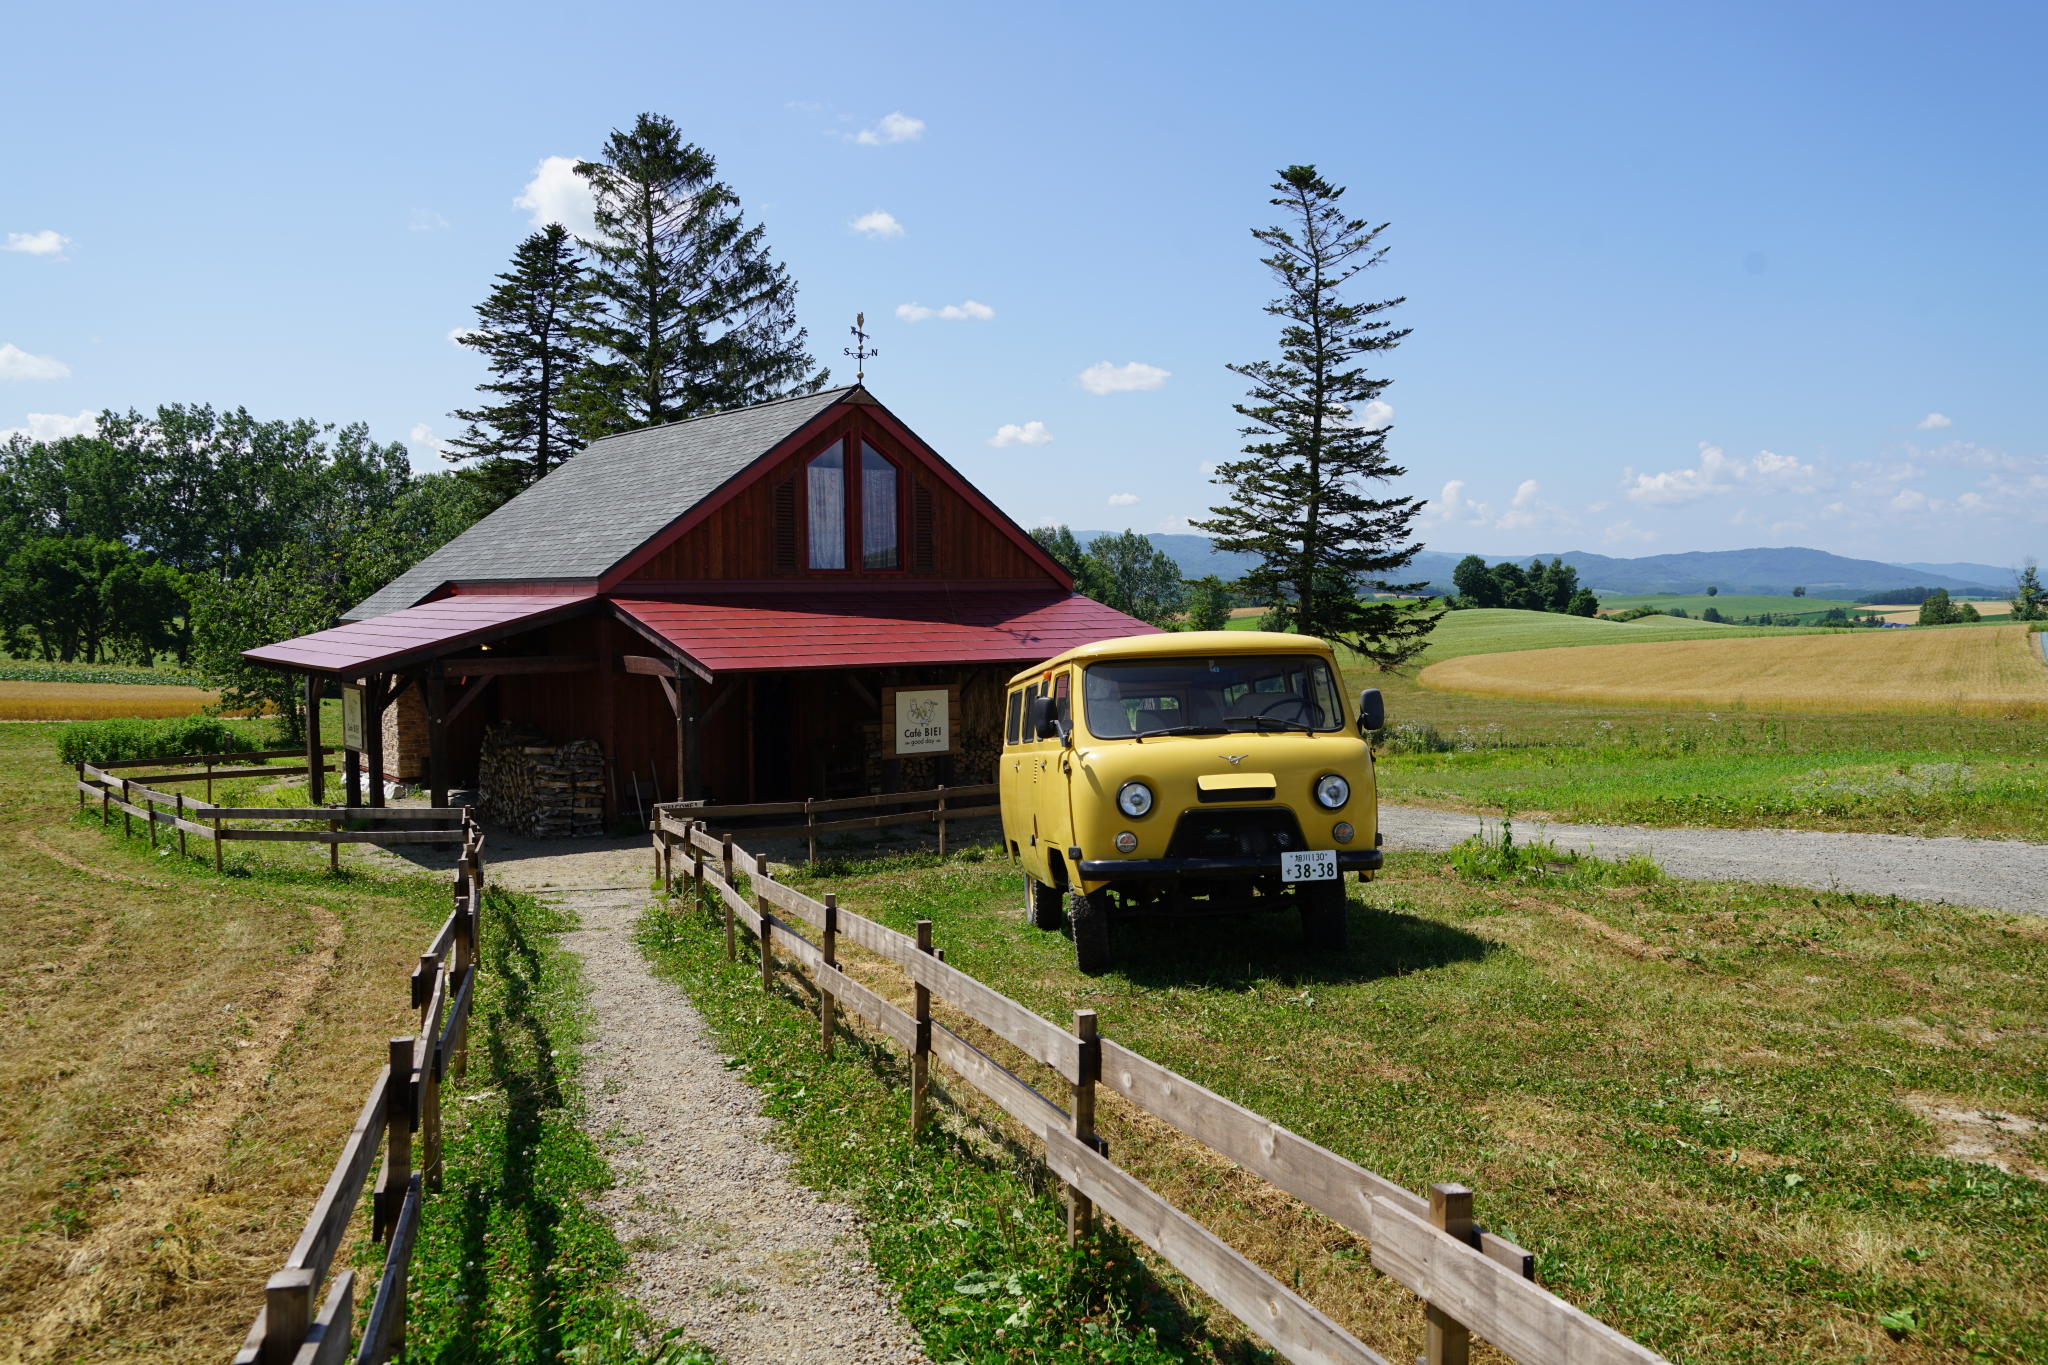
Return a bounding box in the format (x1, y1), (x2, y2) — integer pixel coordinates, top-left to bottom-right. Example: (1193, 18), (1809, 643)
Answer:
(479, 722), (606, 838)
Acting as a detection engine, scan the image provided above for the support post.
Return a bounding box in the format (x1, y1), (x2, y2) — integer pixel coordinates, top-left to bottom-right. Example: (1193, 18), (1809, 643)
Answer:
(375, 1038), (415, 1241)
(820, 893), (838, 1058)
(260, 1266), (317, 1365)
(1426, 1183), (1475, 1365)
(599, 638), (617, 821)
(937, 785), (947, 859)
(304, 672), (325, 806)
(756, 852), (774, 992)
(911, 920), (933, 1134)
(426, 662), (449, 825)
(677, 666), (702, 802)
(1068, 1008), (1099, 1242)
(345, 746), (362, 809)
(367, 674), (387, 808)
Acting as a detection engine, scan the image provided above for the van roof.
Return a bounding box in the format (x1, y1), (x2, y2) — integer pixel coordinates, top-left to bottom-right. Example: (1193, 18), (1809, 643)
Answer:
(1005, 630), (1336, 686)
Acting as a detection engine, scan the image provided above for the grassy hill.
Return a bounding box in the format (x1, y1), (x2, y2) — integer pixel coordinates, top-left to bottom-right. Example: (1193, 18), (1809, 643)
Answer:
(1593, 592), (1865, 619)
(1226, 606), (1830, 664)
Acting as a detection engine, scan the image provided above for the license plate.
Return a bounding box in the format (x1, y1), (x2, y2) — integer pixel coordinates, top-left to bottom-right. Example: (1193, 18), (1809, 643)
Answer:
(1280, 849), (1337, 882)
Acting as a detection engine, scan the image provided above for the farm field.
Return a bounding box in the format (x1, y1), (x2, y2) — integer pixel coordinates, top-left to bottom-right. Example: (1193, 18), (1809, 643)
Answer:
(0, 680), (219, 720)
(1232, 605), (1832, 658)
(645, 844), (2048, 1365)
(1596, 592), (1865, 619)
(1419, 623), (2048, 720)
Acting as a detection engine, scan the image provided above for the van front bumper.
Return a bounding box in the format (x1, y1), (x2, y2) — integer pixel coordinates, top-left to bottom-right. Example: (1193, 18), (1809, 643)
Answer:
(1075, 849), (1382, 880)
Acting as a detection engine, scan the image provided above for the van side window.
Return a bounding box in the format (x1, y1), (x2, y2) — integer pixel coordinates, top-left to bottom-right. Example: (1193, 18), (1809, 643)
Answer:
(1053, 671), (1071, 728)
(1005, 688), (1023, 745)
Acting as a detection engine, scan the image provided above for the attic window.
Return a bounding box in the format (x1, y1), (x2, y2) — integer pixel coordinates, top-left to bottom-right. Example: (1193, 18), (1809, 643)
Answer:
(807, 441), (846, 570)
(861, 442), (898, 569)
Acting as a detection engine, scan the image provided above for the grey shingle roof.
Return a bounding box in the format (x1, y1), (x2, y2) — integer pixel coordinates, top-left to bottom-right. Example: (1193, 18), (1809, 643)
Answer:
(346, 386), (857, 620)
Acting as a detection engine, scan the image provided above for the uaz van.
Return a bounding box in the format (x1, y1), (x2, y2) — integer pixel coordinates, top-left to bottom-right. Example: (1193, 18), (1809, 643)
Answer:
(1000, 630), (1384, 973)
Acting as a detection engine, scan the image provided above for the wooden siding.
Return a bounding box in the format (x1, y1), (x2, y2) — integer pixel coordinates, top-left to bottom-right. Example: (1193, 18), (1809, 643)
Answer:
(623, 409), (1052, 584)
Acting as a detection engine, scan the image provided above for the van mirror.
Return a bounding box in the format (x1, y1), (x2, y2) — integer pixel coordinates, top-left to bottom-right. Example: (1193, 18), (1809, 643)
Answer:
(1030, 695), (1063, 740)
(1357, 687), (1385, 733)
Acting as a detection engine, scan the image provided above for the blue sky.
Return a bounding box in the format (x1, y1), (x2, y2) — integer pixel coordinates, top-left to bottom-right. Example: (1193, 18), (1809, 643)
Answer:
(6, 1), (2044, 567)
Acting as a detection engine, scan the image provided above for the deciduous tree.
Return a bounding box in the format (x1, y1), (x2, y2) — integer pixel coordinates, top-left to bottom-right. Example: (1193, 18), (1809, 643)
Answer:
(1193, 166), (1440, 669)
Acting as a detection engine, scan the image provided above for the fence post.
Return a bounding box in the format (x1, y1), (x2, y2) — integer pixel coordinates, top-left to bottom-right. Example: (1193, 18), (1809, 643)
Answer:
(721, 836), (736, 962)
(937, 785), (947, 859)
(121, 778), (132, 839)
(328, 817), (339, 874)
(205, 756), (213, 805)
(213, 813), (223, 874)
(912, 920), (933, 1134)
(756, 852), (774, 992)
(806, 798), (817, 865)
(260, 1266), (316, 1365)
(820, 893), (838, 1058)
(1426, 1183), (1475, 1365)
(421, 971), (444, 1192)
(176, 792), (187, 859)
(1069, 1008), (1099, 1242)
(146, 794), (157, 849)
(99, 768), (110, 825)
(375, 1038), (415, 1241)
(76, 760), (84, 811)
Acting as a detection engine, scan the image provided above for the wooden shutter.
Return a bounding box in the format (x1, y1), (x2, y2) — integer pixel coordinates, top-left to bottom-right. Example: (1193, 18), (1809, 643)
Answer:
(912, 483), (936, 572)
(772, 475), (798, 571)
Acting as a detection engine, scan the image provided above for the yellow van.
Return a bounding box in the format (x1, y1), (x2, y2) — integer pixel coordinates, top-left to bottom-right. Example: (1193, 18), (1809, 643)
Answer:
(999, 630), (1383, 973)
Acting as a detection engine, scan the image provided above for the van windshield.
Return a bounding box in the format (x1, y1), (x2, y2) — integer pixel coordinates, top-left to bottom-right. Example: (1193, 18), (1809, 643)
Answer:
(1081, 656), (1344, 738)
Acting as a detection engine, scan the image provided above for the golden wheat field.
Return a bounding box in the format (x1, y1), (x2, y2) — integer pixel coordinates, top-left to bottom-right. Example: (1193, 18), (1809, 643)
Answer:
(1418, 623), (2048, 718)
(0, 681), (220, 720)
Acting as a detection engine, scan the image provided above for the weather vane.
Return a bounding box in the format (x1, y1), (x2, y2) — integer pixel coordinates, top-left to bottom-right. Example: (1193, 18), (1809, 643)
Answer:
(845, 312), (878, 383)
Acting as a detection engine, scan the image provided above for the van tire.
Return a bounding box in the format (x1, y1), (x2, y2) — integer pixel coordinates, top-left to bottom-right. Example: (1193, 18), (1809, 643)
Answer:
(1300, 879), (1348, 953)
(1027, 876), (1065, 930)
(1070, 889), (1112, 975)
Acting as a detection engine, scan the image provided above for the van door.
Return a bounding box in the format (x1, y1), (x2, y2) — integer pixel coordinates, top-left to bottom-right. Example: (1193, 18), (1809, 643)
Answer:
(1037, 669), (1079, 886)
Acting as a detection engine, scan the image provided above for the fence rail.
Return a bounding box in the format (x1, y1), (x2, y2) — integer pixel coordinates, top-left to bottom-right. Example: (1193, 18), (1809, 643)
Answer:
(651, 816), (1671, 1365)
(76, 756), (472, 872)
(658, 783), (998, 860)
(231, 822), (485, 1365)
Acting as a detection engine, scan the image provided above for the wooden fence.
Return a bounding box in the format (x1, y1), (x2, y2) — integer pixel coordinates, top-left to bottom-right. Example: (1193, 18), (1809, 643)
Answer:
(663, 782), (999, 862)
(652, 812), (1672, 1365)
(77, 753), (474, 872)
(230, 820), (486, 1365)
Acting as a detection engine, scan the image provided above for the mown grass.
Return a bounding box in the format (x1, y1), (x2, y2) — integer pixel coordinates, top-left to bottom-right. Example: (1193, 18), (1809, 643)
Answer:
(702, 843), (2048, 1364)
(0, 681), (221, 721)
(0, 719), (690, 1363)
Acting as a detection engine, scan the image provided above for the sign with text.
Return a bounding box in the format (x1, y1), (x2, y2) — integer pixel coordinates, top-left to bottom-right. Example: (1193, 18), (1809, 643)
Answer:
(341, 685), (365, 751)
(883, 686), (959, 756)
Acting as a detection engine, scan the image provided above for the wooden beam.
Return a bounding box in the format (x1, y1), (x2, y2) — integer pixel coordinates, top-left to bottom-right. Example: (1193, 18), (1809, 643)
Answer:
(304, 674), (325, 805)
(374, 674), (413, 716)
(620, 654), (675, 677)
(699, 681), (739, 727)
(845, 674), (880, 713)
(678, 670), (701, 801)
(367, 673), (387, 808)
(443, 674), (496, 725)
(442, 654), (598, 677)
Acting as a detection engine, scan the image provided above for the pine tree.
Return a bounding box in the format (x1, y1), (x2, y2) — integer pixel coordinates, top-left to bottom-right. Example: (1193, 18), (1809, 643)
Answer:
(573, 113), (825, 436)
(1184, 575), (1234, 631)
(446, 224), (590, 507)
(2010, 559), (2045, 621)
(1192, 166), (1441, 669)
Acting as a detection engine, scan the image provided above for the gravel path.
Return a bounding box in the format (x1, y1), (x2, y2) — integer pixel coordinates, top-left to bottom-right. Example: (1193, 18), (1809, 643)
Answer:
(557, 886), (928, 1364)
(1383, 803), (2048, 916)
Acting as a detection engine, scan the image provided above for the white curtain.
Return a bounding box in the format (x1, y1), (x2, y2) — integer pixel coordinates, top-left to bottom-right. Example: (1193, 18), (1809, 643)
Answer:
(861, 442), (898, 569)
(808, 441), (845, 569)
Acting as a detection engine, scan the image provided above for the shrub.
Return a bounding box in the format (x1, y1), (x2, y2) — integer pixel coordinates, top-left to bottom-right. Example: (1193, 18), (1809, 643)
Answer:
(1445, 814), (1664, 887)
(55, 715), (264, 766)
(1376, 721), (1456, 754)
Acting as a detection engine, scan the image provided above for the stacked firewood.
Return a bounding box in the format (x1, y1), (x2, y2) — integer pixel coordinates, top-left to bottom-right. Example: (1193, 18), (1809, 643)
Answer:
(479, 722), (607, 838)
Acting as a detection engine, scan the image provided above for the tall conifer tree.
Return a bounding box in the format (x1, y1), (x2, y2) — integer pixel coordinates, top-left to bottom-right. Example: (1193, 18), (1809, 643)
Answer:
(446, 223), (590, 507)
(1193, 166), (1442, 669)
(573, 113), (825, 435)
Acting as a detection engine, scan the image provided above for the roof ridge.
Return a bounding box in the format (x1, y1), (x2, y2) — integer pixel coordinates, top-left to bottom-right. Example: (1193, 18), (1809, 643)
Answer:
(588, 383), (863, 445)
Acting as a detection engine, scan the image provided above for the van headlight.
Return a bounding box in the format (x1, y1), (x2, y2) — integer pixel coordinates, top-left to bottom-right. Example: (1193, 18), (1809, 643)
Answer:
(1313, 774), (1350, 809)
(1117, 781), (1154, 817)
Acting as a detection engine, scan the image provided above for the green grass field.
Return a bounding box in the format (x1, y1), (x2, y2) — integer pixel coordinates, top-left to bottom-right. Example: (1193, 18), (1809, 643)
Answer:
(642, 843), (2048, 1364)
(1594, 593), (1865, 619)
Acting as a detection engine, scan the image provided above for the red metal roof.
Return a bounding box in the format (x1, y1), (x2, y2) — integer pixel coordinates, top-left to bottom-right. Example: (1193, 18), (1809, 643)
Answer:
(613, 590), (1158, 676)
(242, 595), (598, 676)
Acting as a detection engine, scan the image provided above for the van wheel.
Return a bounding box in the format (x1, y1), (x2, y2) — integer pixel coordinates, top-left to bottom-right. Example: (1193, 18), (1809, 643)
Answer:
(1300, 879), (1348, 953)
(1027, 876), (1065, 930)
(1070, 889), (1112, 975)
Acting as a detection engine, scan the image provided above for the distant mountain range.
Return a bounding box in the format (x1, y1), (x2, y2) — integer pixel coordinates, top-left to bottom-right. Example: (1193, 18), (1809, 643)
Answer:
(1069, 532), (2014, 598)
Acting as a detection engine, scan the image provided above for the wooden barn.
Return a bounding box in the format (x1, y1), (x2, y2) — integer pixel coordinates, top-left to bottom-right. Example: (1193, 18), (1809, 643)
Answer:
(244, 385), (1153, 824)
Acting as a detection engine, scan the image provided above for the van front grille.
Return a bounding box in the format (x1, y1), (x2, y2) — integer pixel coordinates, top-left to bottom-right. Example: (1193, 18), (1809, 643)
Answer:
(1164, 808), (1307, 859)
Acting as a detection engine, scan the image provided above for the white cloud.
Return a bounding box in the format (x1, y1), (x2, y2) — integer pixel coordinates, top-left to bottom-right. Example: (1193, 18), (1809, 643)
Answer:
(1916, 412), (1953, 430)
(896, 300), (993, 322)
(1624, 442), (1820, 504)
(409, 423), (453, 456)
(0, 344), (71, 381)
(851, 210), (904, 239)
(988, 421), (1053, 447)
(853, 112), (925, 145)
(1422, 479), (1493, 525)
(514, 155), (596, 238)
(409, 209), (450, 232)
(1603, 520), (1657, 544)
(0, 409), (97, 442)
(1078, 361), (1169, 394)
(4, 230), (70, 257)
(1354, 400), (1393, 430)
(1199, 461), (1219, 476)
(447, 327), (481, 345)
(1107, 493), (1140, 506)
